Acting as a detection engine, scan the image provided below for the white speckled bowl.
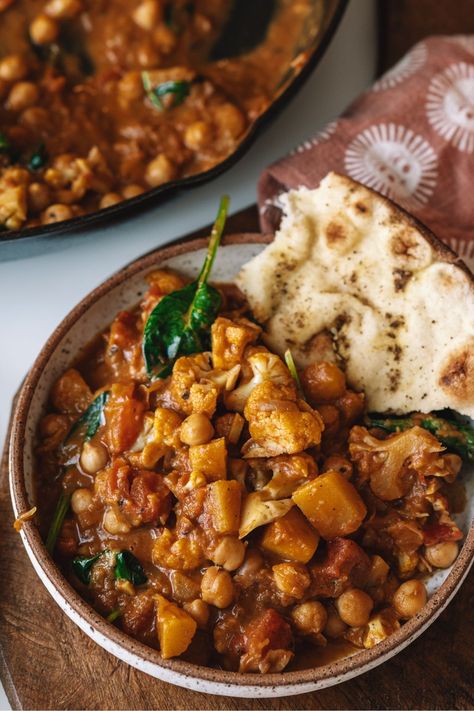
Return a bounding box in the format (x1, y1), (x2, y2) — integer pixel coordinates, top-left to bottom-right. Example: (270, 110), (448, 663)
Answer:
(9, 235), (474, 698)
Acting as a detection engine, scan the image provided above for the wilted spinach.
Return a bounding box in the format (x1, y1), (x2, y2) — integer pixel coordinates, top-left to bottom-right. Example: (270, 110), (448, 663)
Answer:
(28, 143), (48, 171)
(366, 412), (474, 462)
(66, 391), (109, 442)
(72, 552), (102, 584)
(143, 195), (229, 378)
(114, 550), (147, 585)
(284, 349), (305, 400)
(142, 72), (190, 111)
(45, 491), (71, 555)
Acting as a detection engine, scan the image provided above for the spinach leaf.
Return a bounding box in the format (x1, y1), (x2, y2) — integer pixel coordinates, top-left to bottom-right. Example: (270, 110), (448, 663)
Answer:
(0, 132), (10, 154)
(45, 491), (71, 555)
(114, 550), (147, 585)
(366, 412), (474, 462)
(142, 72), (190, 111)
(66, 391), (109, 442)
(143, 196), (229, 377)
(28, 143), (48, 171)
(107, 608), (122, 623)
(72, 552), (102, 584)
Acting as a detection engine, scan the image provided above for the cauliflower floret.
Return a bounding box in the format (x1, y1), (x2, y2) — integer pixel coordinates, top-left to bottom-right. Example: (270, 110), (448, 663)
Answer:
(211, 316), (261, 370)
(225, 348), (293, 412)
(0, 185), (27, 230)
(349, 426), (445, 501)
(189, 381), (218, 418)
(243, 381), (324, 457)
(247, 453), (318, 499)
(170, 353), (213, 413)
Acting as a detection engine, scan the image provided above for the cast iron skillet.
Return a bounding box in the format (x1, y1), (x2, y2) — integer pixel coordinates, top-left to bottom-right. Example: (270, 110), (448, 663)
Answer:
(0, 0), (348, 256)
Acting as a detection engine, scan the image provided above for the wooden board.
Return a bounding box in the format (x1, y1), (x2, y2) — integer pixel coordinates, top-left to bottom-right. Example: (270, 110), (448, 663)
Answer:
(1, 206), (474, 710)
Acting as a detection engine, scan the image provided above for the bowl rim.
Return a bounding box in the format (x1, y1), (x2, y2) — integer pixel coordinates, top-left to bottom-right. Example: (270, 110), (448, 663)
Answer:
(0, 0), (349, 249)
(9, 233), (474, 691)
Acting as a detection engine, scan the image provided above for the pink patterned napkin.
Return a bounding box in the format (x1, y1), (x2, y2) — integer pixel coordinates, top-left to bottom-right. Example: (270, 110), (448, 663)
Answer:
(258, 36), (474, 270)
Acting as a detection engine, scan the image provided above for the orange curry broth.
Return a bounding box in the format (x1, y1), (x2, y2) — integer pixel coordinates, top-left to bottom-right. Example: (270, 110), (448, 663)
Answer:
(35, 268), (465, 672)
(0, 0), (316, 230)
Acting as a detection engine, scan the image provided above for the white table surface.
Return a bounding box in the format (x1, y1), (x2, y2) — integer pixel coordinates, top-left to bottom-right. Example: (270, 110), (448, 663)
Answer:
(0, 1), (377, 707)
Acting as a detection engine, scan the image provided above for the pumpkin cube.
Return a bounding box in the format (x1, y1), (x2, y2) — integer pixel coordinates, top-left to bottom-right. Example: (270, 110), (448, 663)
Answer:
(260, 507), (319, 563)
(292, 470), (366, 539)
(155, 594), (197, 659)
(206, 479), (242, 535)
(189, 437), (227, 481)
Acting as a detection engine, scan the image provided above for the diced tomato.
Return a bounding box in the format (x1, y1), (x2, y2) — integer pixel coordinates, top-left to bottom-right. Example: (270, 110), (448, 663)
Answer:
(244, 609), (293, 657)
(129, 471), (171, 524)
(310, 537), (370, 597)
(104, 383), (145, 453)
(423, 523), (463, 546)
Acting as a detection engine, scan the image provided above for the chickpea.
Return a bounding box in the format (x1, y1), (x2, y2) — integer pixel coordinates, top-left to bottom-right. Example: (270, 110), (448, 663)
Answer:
(322, 454), (352, 479)
(336, 588), (374, 627)
(324, 606), (347, 638)
(301, 361), (346, 403)
(235, 548), (263, 588)
(183, 599), (209, 627)
(184, 121), (213, 151)
(132, 0), (162, 31)
(100, 192), (123, 209)
(425, 541), (459, 569)
(367, 554), (390, 587)
(392, 579), (427, 619)
(29, 14), (59, 45)
(213, 103), (246, 140)
(118, 71), (143, 102)
(153, 23), (177, 54)
(201, 566), (234, 608)
(28, 183), (51, 213)
(317, 404), (340, 436)
(44, 0), (82, 19)
(41, 203), (73, 224)
(122, 184), (145, 199)
(80, 440), (108, 474)
(0, 54), (29, 82)
(179, 413), (214, 446)
(211, 537), (245, 571)
(103, 507), (131, 535)
(336, 390), (365, 425)
(71, 487), (93, 515)
(20, 106), (49, 129)
(7, 81), (39, 111)
(291, 601), (327, 636)
(272, 563), (310, 599)
(145, 153), (177, 187)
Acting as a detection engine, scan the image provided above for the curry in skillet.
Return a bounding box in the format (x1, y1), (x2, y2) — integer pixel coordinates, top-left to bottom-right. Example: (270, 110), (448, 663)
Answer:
(33, 200), (472, 672)
(0, 0), (317, 232)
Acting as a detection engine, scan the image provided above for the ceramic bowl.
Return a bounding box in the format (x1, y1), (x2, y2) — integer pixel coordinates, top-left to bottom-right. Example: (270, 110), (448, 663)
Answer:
(9, 235), (474, 698)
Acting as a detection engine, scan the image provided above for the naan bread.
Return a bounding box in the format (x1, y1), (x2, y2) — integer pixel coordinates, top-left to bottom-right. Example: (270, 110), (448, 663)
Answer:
(237, 172), (474, 417)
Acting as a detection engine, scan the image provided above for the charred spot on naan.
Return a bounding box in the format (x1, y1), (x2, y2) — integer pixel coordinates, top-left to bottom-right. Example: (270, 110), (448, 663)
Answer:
(439, 343), (474, 404)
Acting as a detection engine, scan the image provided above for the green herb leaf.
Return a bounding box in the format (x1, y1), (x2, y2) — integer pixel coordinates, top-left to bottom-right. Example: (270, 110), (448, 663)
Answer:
(0, 132), (11, 154)
(45, 492), (71, 555)
(66, 391), (109, 442)
(72, 552), (102, 584)
(143, 196), (229, 377)
(284, 349), (305, 400)
(114, 550), (147, 585)
(142, 72), (190, 111)
(107, 608), (122, 623)
(28, 143), (48, 171)
(366, 412), (474, 462)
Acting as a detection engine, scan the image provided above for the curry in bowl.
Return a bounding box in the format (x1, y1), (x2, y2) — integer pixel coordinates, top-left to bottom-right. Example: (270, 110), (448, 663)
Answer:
(0, 0), (322, 233)
(31, 197), (473, 673)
